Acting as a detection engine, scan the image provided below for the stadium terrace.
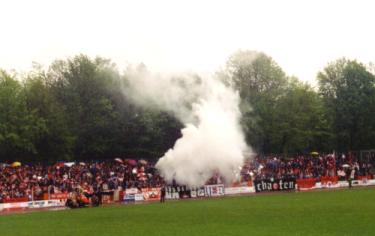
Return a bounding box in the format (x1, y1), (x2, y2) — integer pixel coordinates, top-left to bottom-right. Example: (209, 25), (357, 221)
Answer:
(0, 153), (373, 207)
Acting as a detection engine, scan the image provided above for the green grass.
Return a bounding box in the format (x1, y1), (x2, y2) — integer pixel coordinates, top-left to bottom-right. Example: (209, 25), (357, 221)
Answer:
(1, 188), (375, 236)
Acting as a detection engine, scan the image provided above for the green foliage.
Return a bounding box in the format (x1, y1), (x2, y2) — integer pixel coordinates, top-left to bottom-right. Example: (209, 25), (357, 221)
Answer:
(272, 80), (331, 154)
(318, 58), (375, 151)
(0, 53), (374, 161)
(0, 56), (182, 162)
(46, 55), (181, 160)
(225, 50), (288, 153)
(224, 50), (332, 155)
(0, 71), (47, 160)
(24, 66), (74, 161)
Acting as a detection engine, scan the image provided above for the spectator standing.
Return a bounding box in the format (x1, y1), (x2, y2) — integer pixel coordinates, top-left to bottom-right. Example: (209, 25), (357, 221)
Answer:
(160, 185), (166, 203)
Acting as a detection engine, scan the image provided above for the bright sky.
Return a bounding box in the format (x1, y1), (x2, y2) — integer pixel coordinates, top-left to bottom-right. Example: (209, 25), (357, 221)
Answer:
(1, 0), (374, 84)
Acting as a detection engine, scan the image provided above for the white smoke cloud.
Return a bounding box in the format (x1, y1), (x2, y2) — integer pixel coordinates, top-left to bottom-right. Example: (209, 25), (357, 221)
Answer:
(124, 67), (250, 187)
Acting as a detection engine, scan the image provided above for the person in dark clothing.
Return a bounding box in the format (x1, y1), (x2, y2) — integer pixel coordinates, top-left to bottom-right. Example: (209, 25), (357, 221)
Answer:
(160, 185), (166, 203)
(346, 167), (355, 189)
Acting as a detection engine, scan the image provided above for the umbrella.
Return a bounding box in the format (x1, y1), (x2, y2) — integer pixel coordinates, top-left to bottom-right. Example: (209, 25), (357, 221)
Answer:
(139, 159), (148, 165)
(114, 158), (123, 163)
(64, 162), (75, 167)
(126, 159), (137, 166)
(310, 151), (319, 155)
(54, 162), (65, 168)
(11, 161), (21, 167)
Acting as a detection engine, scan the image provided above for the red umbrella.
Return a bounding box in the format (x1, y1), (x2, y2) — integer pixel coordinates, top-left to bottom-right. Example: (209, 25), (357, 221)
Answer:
(126, 159), (137, 166)
(54, 162), (65, 168)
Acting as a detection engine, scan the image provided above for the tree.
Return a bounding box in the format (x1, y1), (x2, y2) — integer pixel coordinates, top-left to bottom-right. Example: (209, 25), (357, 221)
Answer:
(0, 70), (46, 160)
(24, 65), (74, 161)
(120, 63), (183, 159)
(43, 55), (182, 160)
(224, 50), (288, 154)
(318, 58), (375, 151)
(47, 55), (124, 159)
(272, 79), (331, 154)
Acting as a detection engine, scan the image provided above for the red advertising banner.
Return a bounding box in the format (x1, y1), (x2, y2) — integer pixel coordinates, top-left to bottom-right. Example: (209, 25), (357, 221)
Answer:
(3, 197), (28, 203)
(43, 193), (69, 200)
(320, 176), (338, 184)
(102, 194), (114, 204)
(141, 188), (161, 201)
(357, 176), (372, 181)
(296, 178), (317, 189)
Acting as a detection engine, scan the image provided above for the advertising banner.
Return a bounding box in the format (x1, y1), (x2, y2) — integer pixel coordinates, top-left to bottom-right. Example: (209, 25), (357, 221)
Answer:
(254, 178), (296, 193)
(357, 178), (375, 186)
(135, 194), (144, 201)
(28, 200), (65, 209)
(101, 192), (114, 204)
(177, 186), (191, 199)
(165, 186), (191, 200)
(28, 200), (46, 208)
(230, 181), (253, 187)
(141, 188), (161, 201)
(123, 188), (141, 203)
(320, 176), (339, 188)
(338, 180), (367, 188)
(0, 202), (29, 211)
(124, 194), (135, 203)
(0, 200), (65, 211)
(47, 200), (66, 207)
(190, 187), (206, 198)
(125, 188), (140, 195)
(3, 197), (28, 203)
(43, 193), (69, 200)
(204, 184), (225, 197)
(165, 186), (180, 200)
(357, 176), (372, 181)
(296, 178), (317, 190)
(224, 186), (255, 195)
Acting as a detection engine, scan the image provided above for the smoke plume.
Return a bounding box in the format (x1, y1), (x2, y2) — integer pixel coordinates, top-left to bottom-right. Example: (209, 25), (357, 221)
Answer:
(124, 67), (250, 187)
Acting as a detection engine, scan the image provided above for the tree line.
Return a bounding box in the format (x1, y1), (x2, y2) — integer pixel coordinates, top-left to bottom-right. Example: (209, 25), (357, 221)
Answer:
(1, 51), (375, 162)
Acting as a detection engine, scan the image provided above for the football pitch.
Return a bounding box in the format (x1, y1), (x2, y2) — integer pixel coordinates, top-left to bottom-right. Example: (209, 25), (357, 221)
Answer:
(1, 188), (374, 236)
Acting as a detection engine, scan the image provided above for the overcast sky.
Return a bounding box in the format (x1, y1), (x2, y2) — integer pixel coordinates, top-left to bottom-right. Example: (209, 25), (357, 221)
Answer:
(1, 0), (374, 84)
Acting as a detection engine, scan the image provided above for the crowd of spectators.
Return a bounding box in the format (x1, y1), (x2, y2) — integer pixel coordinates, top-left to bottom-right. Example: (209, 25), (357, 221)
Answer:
(1, 153), (374, 203)
(0, 159), (164, 203)
(241, 153), (373, 182)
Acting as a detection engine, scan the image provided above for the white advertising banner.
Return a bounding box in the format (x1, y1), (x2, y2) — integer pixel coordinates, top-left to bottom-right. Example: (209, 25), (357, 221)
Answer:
(204, 184), (225, 197)
(190, 187), (206, 198)
(134, 193), (144, 201)
(125, 188), (140, 194)
(224, 186), (255, 195)
(0, 200), (64, 211)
